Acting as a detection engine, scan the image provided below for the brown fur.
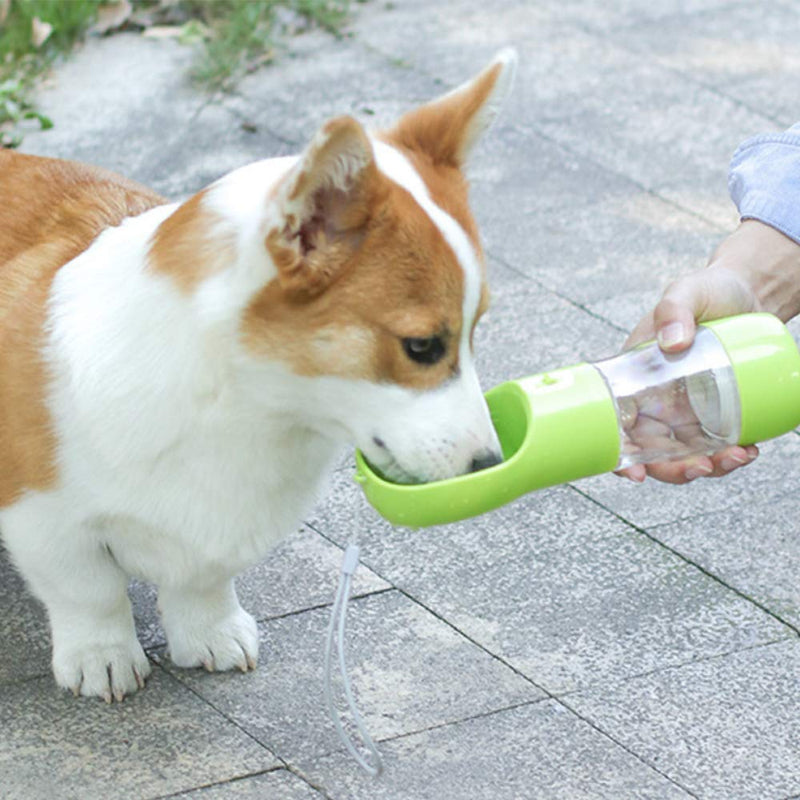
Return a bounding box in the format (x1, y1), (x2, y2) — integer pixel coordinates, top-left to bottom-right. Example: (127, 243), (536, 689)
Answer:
(149, 189), (237, 292)
(243, 67), (505, 387)
(388, 62), (503, 169)
(0, 151), (164, 507)
(268, 117), (380, 299)
(245, 178), (467, 389)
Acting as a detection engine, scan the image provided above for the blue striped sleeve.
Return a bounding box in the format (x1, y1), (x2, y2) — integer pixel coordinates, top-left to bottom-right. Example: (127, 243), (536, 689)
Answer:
(729, 122), (800, 244)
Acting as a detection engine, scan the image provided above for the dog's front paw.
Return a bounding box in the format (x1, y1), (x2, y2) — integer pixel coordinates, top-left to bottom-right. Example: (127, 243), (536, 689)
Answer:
(167, 606), (259, 673)
(53, 638), (152, 703)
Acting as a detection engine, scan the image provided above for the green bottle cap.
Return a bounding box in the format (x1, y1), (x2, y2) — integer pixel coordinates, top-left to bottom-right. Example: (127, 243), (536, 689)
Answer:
(702, 313), (800, 445)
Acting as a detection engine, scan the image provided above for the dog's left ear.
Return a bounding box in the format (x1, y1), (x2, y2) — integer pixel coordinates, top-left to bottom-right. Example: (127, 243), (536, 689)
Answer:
(267, 115), (380, 297)
(387, 48), (518, 168)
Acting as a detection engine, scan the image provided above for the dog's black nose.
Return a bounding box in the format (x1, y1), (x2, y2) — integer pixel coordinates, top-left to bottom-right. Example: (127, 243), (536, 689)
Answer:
(469, 452), (503, 473)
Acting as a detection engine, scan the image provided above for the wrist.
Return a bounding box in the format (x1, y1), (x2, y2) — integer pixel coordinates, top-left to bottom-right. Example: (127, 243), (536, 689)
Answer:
(710, 220), (800, 322)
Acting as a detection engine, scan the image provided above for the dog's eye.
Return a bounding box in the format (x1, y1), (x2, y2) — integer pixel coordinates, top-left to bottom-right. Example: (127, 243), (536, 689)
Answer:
(402, 336), (446, 365)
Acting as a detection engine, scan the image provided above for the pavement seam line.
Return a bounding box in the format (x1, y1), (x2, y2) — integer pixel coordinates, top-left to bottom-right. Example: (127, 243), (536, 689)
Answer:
(304, 696), (550, 762)
(556, 636), (794, 700)
(147, 765), (290, 800)
(485, 248), (633, 336)
(571, 484), (800, 638)
(305, 522), (551, 695)
(553, 694), (701, 799)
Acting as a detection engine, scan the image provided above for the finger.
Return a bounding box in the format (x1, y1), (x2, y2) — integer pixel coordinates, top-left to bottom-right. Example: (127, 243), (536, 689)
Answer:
(708, 444), (759, 477)
(656, 264), (759, 354)
(615, 464), (647, 482)
(652, 281), (703, 353)
(644, 456), (714, 484)
(624, 310), (655, 350)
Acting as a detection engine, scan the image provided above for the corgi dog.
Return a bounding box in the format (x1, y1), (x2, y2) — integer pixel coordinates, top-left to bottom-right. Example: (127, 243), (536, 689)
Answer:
(0, 49), (516, 702)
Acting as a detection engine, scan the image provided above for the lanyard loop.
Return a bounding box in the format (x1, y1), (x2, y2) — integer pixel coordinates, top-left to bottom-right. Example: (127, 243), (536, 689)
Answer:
(323, 543), (384, 777)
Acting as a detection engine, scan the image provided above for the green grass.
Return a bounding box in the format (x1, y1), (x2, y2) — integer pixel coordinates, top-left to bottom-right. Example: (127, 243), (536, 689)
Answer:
(0, 0), (104, 146)
(0, 0), (359, 147)
(187, 1), (353, 93)
(0, 0), (103, 60)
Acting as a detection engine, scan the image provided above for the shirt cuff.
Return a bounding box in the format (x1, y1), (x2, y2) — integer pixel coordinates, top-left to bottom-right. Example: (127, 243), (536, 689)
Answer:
(729, 125), (800, 244)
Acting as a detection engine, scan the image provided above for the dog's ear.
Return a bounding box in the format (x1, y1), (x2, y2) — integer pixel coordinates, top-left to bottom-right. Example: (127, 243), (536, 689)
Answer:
(267, 115), (380, 298)
(387, 48), (517, 168)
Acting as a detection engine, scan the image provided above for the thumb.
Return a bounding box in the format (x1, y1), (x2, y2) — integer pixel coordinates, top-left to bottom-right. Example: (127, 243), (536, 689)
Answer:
(652, 275), (707, 353)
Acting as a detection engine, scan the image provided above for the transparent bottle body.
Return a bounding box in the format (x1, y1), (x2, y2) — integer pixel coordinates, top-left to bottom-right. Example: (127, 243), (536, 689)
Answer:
(593, 327), (742, 469)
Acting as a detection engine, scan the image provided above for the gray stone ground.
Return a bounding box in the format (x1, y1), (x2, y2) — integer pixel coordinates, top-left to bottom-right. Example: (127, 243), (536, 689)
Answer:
(3, 1), (800, 798)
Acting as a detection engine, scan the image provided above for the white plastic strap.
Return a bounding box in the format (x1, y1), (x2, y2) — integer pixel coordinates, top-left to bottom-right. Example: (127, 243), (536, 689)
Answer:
(324, 543), (384, 777)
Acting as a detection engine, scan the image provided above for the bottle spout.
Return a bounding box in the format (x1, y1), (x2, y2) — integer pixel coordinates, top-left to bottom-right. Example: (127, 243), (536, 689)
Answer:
(353, 364), (620, 527)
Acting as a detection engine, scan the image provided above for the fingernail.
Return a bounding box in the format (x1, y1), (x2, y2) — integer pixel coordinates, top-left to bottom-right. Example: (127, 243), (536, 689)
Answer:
(685, 465), (712, 481)
(658, 322), (686, 349)
(720, 457), (745, 471)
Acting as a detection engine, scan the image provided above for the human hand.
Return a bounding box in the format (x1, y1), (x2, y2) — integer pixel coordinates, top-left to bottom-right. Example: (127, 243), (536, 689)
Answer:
(615, 218), (800, 483)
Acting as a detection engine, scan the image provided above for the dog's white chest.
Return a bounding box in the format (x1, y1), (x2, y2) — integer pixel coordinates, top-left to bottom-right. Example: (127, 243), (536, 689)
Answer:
(69, 417), (339, 586)
(41, 214), (341, 585)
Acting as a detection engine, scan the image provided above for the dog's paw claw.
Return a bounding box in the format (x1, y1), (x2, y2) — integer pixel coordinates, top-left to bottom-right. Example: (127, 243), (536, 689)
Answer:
(133, 667), (146, 690)
(54, 640), (151, 702)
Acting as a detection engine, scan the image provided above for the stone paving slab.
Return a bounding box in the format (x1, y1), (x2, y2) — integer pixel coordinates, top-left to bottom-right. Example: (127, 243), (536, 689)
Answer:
(312, 478), (792, 695)
(171, 770), (324, 799)
(649, 492), (800, 629)
(481, 174), (726, 311)
(158, 590), (543, 764)
(0, 667), (278, 800)
(525, 56), (771, 229)
(295, 699), (693, 800)
(468, 123), (649, 221)
(604, 2), (800, 127)
(565, 639), (800, 800)
(579, 432), (800, 529)
(0, 544), (51, 683)
(472, 259), (624, 387)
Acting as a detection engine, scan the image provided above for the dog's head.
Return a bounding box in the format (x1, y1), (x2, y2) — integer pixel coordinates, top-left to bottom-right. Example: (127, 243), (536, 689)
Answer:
(152, 49), (516, 483)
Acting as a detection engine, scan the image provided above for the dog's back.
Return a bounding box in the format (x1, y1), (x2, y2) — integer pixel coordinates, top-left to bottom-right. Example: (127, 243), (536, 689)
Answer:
(0, 152), (164, 506)
(0, 151), (163, 267)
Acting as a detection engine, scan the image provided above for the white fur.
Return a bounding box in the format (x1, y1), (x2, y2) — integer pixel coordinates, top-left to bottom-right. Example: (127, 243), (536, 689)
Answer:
(1, 51), (515, 701)
(359, 140), (500, 481)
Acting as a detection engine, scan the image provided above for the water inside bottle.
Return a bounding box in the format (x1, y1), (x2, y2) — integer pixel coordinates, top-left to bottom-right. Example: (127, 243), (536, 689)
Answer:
(594, 327), (741, 469)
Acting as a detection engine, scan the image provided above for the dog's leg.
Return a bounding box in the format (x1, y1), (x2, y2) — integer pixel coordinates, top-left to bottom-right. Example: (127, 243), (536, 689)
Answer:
(158, 579), (259, 673)
(1, 503), (151, 702)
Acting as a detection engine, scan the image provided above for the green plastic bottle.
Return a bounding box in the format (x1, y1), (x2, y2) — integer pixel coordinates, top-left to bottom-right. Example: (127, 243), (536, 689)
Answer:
(355, 313), (800, 528)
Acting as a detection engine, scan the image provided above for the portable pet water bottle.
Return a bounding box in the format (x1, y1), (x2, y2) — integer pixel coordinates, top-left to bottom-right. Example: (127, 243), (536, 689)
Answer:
(354, 312), (800, 527)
